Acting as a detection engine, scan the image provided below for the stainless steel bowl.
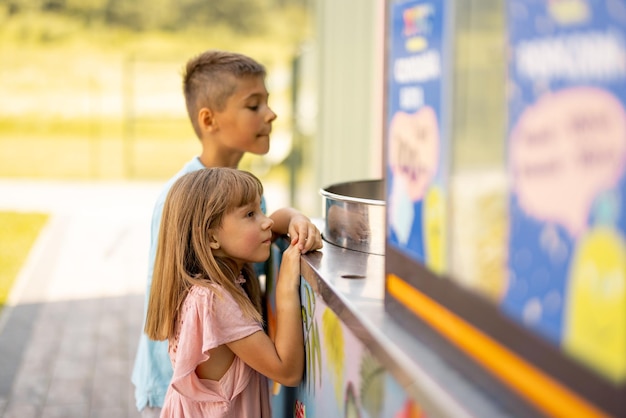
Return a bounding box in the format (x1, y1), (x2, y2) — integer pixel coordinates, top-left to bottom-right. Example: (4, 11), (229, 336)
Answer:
(320, 179), (385, 256)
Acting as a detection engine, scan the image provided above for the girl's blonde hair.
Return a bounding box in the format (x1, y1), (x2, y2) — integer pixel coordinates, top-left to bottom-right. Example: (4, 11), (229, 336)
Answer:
(144, 167), (265, 341)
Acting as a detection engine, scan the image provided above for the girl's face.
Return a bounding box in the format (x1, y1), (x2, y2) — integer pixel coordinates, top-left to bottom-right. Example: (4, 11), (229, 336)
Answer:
(212, 195), (274, 270)
(212, 75), (277, 156)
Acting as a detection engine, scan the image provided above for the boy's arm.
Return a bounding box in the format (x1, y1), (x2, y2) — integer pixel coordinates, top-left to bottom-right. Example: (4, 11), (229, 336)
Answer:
(269, 207), (323, 253)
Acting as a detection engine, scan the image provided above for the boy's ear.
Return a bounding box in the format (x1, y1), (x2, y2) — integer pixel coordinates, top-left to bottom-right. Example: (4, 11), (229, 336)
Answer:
(198, 107), (217, 132)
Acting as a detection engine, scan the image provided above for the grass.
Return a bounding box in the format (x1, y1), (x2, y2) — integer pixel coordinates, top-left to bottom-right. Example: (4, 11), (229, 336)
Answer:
(0, 212), (49, 309)
(0, 46), (301, 181)
(0, 11), (310, 181)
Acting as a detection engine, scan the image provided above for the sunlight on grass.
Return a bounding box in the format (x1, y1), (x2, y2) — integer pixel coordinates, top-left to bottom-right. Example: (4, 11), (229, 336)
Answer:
(0, 37), (302, 181)
(0, 212), (49, 308)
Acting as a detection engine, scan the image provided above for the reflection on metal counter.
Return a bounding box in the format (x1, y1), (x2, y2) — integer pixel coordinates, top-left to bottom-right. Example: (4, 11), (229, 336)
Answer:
(320, 179), (385, 256)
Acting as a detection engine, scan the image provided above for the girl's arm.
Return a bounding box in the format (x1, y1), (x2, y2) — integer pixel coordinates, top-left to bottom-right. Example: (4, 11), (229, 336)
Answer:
(269, 207), (323, 253)
(227, 241), (304, 386)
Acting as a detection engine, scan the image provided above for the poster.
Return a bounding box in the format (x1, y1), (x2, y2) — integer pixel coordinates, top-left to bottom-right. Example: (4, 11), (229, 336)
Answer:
(386, 0), (450, 274)
(505, 0), (626, 382)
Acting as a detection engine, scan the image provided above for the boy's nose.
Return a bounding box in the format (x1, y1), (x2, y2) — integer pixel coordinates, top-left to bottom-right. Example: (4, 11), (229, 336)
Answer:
(266, 108), (277, 122)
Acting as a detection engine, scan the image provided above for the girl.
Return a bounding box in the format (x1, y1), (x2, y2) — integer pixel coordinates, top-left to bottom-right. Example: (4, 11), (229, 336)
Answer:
(144, 167), (304, 417)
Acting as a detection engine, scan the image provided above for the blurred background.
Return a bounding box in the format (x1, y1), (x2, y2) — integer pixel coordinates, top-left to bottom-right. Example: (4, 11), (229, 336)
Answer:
(0, 0), (318, 310)
(0, 0), (508, 312)
(0, 0), (315, 182)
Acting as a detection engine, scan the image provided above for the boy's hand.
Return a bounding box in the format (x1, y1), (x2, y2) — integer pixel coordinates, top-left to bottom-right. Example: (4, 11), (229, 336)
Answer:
(288, 214), (323, 253)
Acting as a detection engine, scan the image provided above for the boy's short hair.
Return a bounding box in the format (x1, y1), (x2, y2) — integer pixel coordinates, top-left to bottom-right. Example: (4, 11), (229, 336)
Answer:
(183, 50), (267, 138)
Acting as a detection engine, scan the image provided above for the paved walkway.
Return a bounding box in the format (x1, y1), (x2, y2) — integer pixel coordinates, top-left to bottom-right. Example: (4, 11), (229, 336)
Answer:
(0, 178), (289, 418)
(0, 179), (163, 418)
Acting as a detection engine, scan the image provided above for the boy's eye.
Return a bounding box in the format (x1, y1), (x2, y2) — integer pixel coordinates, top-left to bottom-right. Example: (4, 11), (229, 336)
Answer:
(246, 211), (255, 218)
(247, 105), (259, 111)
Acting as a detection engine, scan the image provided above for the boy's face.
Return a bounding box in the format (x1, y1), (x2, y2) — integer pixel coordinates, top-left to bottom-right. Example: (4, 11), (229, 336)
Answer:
(211, 75), (277, 156)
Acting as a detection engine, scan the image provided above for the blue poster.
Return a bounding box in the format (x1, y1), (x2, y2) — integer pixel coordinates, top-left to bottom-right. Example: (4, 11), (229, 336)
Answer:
(385, 0), (450, 274)
(505, 0), (626, 382)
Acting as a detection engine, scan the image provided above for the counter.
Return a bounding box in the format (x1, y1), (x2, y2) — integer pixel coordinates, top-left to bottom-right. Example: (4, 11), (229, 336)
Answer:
(268, 230), (521, 418)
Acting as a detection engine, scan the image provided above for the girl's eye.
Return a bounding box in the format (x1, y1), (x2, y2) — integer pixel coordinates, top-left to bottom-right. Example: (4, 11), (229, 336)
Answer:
(247, 211), (255, 218)
(247, 105), (259, 111)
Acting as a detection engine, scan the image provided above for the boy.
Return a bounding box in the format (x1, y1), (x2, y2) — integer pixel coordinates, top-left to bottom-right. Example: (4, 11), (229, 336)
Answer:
(132, 50), (322, 417)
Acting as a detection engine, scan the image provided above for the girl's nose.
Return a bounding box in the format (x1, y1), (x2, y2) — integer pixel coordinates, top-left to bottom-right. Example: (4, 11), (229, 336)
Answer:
(263, 215), (274, 230)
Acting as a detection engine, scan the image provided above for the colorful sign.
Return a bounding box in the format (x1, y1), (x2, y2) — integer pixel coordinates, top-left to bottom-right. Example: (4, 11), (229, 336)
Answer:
(385, 0), (450, 273)
(505, 0), (626, 383)
(287, 279), (427, 418)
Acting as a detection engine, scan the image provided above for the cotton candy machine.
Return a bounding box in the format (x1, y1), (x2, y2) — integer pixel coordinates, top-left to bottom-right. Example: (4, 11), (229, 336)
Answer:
(320, 179), (385, 256)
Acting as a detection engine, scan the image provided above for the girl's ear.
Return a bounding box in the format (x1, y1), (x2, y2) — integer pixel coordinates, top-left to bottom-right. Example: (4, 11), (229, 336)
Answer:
(198, 107), (218, 132)
(209, 233), (220, 249)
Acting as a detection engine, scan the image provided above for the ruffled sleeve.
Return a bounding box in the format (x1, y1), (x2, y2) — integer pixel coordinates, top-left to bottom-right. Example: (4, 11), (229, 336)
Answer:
(169, 285), (262, 401)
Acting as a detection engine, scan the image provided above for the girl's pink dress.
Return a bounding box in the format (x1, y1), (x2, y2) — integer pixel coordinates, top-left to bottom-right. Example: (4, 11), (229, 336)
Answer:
(160, 285), (271, 417)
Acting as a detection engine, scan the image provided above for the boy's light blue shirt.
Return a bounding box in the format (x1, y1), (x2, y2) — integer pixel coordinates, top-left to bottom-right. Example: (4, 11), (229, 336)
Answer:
(131, 157), (267, 410)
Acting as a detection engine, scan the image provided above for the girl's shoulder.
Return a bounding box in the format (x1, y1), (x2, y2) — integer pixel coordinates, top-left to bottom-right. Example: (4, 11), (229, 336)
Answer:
(183, 284), (259, 330)
(187, 284), (220, 301)
(181, 285), (223, 317)
(186, 284), (234, 307)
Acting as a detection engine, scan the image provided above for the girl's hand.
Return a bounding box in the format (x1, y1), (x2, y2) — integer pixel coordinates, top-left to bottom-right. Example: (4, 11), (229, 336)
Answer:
(278, 243), (302, 290)
(288, 214), (323, 253)
(228, 241), (305, 387)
